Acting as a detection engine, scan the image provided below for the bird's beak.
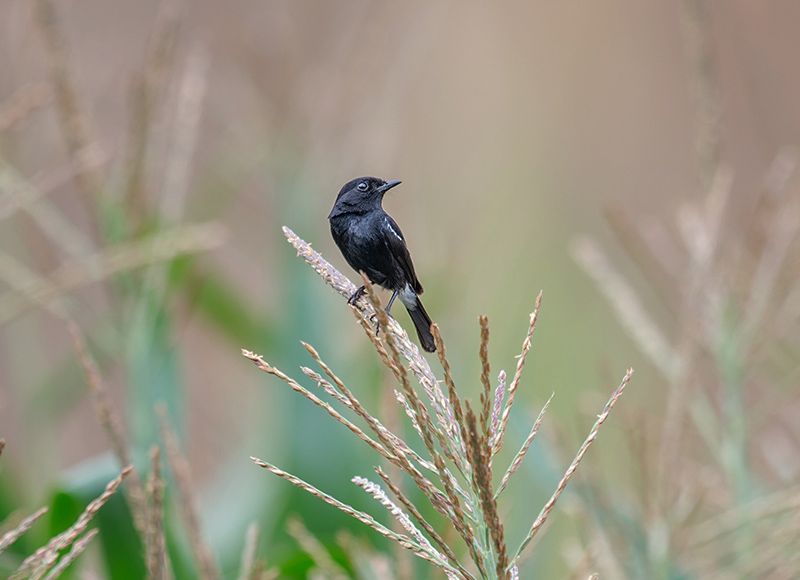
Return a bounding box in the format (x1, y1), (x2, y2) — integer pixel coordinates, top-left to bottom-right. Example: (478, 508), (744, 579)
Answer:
(378, 180), (401, 193)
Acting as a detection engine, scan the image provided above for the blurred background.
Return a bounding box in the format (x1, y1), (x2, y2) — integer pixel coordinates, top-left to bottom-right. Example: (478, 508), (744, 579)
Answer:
(1, 0), (800, 578)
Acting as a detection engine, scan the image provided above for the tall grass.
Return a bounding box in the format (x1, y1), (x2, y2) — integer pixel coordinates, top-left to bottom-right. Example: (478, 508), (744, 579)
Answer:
(244, 228), (632, 579)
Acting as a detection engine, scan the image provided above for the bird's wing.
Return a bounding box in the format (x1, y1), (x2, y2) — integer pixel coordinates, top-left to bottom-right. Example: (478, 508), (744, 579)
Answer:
(383, 215), (424, 295)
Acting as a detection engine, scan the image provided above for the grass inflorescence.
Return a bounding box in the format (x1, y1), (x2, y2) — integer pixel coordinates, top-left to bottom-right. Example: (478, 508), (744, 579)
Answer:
(245, 227), (633, 579)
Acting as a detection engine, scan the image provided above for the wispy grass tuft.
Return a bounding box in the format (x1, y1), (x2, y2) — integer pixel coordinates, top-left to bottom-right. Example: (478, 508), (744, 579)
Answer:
(245, 228), (632, 579)
(0, 507), (49, 556)
(157, 405), (222, 580)
(145, 446), (170, 580)
(565, 12), (800, 569)
(236, 522), (262, 580)
(3, 463), (132, 580)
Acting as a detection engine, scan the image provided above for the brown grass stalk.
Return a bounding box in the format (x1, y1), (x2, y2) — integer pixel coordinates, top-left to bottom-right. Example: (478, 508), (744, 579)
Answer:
(433, 323), (469, 467)
(490, 370), (506, 443)
(511, 369), (633, 566)
(300, 344), (434, 471)
(12, 466), (132, 580)
(0, 252), (69, 322)
(465, 403), (509, 579)
(373, 466), (469, 578)
(122, 0), (182, 227)
(251, 457), (462, 576)
(236, 523), (260, 580)
(493, 291), (542, 454)
(0, 158), (94, 258)
(246, 350), (404, 471)
(283, 226), (359, 299)
(0, 507), (48, 555)
(361, 276), (463, 477)
(478, 316), (492, 437)
(353, 309), (463, 476)
(157, 406), (221, 580)
(0, 222), (226, 326)
(681, 0), (722, 187)
(570, 237), (677, 382)
(68, 322), (149, 537)
(146, 446), (170, 580)
(40, 528), (99, 580)
(286, 518), (349, 580)
(243, 349), (453, 517)
(159, 46), (207, 223)
(32, 0), (103, 199)
(251, 232), (495, 573)
(0, 153), (107, 223)
(284, 227), (460, 458)
(0, 83), (51, 132)
(360, 279), (483, 567)
(271, 226), (632, 578)
(495, 392), (554, 499)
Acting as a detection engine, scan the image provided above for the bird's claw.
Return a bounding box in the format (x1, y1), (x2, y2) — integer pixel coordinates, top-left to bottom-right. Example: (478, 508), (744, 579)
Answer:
(369, 313), (383, 337)
(370, 308), (395, 337)
(348, 285), (367, 306)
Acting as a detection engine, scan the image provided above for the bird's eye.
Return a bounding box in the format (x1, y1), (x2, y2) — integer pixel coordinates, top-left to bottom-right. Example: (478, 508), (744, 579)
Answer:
(357, 182), (368, 192)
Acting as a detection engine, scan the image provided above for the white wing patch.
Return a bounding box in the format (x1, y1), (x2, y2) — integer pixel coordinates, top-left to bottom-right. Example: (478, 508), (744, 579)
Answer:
(385, 218), (403, 242)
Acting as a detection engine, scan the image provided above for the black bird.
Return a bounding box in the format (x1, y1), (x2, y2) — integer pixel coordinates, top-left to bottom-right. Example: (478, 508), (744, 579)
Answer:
(328, 177), (436, 352)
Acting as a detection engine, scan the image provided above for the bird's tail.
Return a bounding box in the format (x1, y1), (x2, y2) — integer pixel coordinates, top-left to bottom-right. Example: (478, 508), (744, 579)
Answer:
(406, 296), (436, 353)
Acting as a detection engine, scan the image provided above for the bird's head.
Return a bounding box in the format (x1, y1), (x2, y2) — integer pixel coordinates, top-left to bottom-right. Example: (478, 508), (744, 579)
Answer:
(329, 177), (402, 217)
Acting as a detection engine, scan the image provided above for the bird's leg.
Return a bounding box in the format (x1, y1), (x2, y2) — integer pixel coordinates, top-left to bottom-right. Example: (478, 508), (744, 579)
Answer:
(347, 285), (367, 306)
(371, 290), (399, 337)
(385, 289), (399, 315)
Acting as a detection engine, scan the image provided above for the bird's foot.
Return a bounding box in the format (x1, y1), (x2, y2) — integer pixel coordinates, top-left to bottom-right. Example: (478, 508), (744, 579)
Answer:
(348, 285), (367, 306)
(366, 312), (382, 337)
(369, 307), (395, 337)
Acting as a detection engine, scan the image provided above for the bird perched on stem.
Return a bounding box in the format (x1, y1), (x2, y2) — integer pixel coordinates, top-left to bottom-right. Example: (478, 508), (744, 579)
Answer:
(328, 177), (436, 352)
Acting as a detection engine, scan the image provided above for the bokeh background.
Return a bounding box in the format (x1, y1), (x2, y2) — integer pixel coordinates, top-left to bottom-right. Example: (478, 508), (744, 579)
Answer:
(2, 1), (800, 578)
